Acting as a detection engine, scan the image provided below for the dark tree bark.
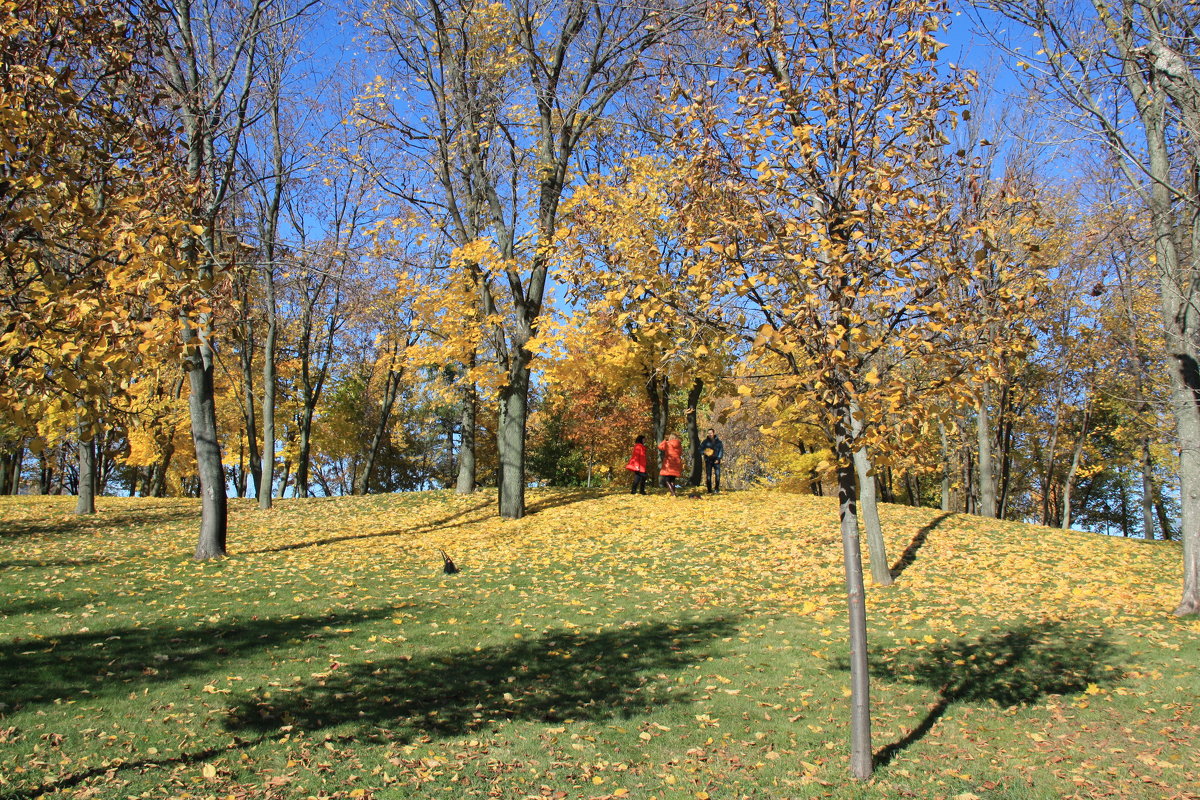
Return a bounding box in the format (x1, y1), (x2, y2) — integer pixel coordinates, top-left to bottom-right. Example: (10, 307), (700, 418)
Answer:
(686, 378), (703, 487)
(647, 373), (670, 485)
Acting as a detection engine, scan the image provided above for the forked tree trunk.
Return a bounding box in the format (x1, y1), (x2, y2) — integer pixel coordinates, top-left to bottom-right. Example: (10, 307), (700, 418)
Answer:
(355, 367), (404, 496)
(834, 405), (872, 780)
(851, 399), (892, 586)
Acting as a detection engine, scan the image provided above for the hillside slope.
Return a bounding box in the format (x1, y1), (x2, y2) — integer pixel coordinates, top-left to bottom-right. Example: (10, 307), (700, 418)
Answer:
(1, 489), (1196, 799)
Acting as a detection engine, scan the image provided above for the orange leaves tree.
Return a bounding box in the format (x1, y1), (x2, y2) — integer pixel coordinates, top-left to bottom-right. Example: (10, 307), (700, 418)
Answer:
(665, 0), (1034, 779)
(0, 0), (185, 509)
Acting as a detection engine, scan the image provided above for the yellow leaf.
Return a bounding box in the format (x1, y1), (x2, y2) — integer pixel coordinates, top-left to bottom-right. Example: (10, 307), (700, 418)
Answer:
(201, 764), (217, 779)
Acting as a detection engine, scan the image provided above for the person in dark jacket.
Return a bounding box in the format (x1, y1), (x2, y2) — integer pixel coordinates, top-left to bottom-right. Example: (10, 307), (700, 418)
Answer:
(701, 428), (724, 493)
(625, 435), (648, 494)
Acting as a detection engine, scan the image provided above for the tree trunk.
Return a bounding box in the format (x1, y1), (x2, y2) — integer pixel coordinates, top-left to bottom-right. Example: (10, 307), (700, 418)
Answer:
(851, 401), (893, 586)
(39, 449), (52, 495)
(5, 448), (22, 494)
(296, 403), (315, 499)
(74, 427), (95, 515)
(152, 442), (173, 498)
(834, 405), (872, 780)
(905, 471), (920, 507)
(1041, 396), (1062, 526)
(938, 420), (951, 512)
(456, 377), (477, 494)
(647, 373), (669, 485)
(237, 280), (262, 498)
(355, 367), (404, 496)
(686, 377), (703, 487)
(1061, 405), (1090, 530)
(189, 350), (228, 559)
(1141, 437), (1157, 540)
(498, 357), (532, 518)
(259, 277), (277, 509)
(976, 385), (997, 518)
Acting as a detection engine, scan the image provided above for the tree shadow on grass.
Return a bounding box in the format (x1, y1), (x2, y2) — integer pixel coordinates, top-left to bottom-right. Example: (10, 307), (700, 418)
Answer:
(0, 508), (196, 540)
(856, 619), (1123, 768)
(5, 616), (739, 800)
(889, 512), (950, 578)
(225, 615), (741, 740)
(525, 489), (609, 515)
(0, 606), (400, 711)
(241, 500), (494, 555)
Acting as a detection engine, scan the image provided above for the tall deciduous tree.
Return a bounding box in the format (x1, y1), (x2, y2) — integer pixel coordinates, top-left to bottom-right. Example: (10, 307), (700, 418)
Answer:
(145, 0), (275, 557)
(1, 0), (183, 511)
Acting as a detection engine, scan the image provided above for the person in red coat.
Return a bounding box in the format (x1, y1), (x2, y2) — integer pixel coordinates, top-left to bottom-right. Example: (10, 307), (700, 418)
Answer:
(658, 433), (684, 496)
(625, 435), (648, 495)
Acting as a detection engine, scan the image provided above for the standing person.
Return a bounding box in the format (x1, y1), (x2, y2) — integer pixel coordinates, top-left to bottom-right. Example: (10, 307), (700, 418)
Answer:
(701, 428), (724, 493)
(625, 435), (648, 495)
(658, 433), (684, 496)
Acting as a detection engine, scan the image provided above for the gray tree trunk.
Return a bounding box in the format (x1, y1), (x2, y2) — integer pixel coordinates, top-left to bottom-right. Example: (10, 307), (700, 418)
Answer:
(1141, 437), (1157, 539)
(455, 379), (477, 494)
(188, 349), (228, 558)
(647, 373), (669, 485)
(851, 401), (893, 586)
(1061, 405), (1090, 530)
(74, 433), (95, 515)
(835, 405), (872, 780)
(938, 420), (951, 511)
(259, 277), (277, 508)
(976, 385), (997, 518)
(498, 358), (531, 518)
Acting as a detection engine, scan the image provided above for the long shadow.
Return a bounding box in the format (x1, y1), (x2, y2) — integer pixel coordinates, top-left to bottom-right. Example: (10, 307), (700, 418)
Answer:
(241, 500), (494, 555)
(861, 620), (1123, 768)
(0, 606), (400, 711)
(890, 513), (951, 578)
(225, 615), (741, 738)
(0, 508), (196, 540)
(1, 734), (269, 800)
(0, 557), (107, 569)
(1, 591), (97, 616)
(525, 489), (608, 515)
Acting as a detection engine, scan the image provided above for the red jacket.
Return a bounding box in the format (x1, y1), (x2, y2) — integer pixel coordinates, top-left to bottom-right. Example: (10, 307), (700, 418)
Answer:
(625, 442), (647, 472)
(658, 438), (684, 477)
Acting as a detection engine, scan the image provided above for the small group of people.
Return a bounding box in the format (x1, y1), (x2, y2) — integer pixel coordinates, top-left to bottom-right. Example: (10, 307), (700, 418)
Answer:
(624, 429), (724, 497)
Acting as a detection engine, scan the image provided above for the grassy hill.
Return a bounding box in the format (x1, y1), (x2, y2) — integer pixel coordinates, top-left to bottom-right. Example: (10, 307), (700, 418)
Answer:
(0, 489), (1196, 799)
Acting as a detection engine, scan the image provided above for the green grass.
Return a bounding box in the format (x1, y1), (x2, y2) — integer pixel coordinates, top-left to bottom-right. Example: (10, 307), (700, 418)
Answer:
(0, 489), (1197, 799)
